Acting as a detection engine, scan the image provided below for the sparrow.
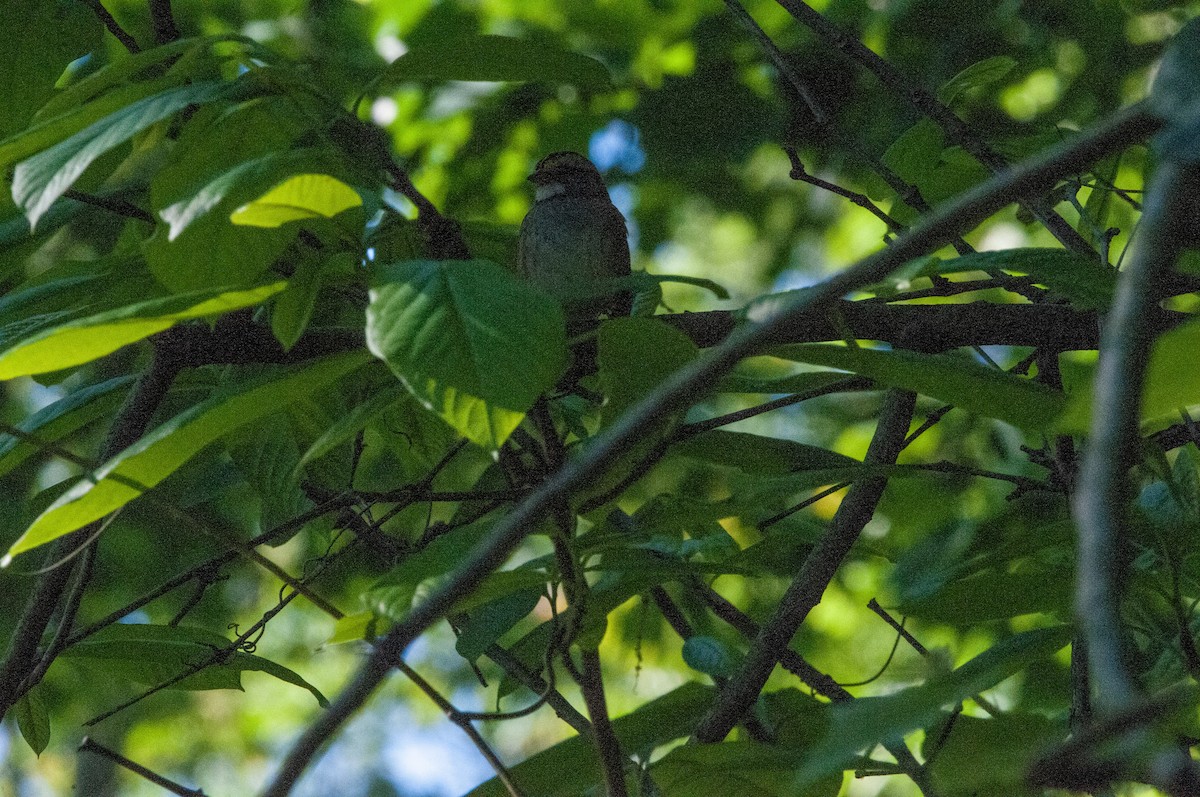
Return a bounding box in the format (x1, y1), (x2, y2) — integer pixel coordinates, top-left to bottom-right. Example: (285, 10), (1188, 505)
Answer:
(518, 152), (632, 322)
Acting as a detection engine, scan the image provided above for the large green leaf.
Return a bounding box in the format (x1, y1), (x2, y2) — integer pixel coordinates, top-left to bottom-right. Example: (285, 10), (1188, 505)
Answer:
(12, 81), (228, 229)
(379, 34), (611, 87)
(898, 565), (1073, 624)
(599, 317), (699, 421)
(653, 742), (842, 797)
(229, 173), (362, 228)
(145, 98), (319, 293)
(60, 624), (327, 705)
(1, 76), (179, 182)
(157, 149), (327, 240)
(673, 429), (857, 474)
(13, 684), (50, 757)
(0, 283), (285, 380)
(924, 713), (1062, 795)
(365, 259), (567, 449)
(793, 626), (1072, 787)
(3, 351), (369, 560)
(468, 682), (715, 797)
(772, 344), (1065, 431)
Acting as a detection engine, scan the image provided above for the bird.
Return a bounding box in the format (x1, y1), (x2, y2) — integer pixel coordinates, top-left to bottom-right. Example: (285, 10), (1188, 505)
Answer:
(518, 151), (632, 323)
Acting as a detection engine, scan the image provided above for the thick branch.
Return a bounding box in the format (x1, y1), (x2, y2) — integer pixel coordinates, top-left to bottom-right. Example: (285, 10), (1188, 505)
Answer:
(259, 101), (1158, 797)
(1073, 160), (1200, 714)
(692, 388), (916, 742)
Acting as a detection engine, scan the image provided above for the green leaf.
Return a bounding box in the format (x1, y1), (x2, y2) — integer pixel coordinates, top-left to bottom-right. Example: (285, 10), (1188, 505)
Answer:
(455, 589), (542, 662)
(271, 252), (349, 349)
(292, 383), (406, 480)
(882, 119), (944, 189)
(12, 81), (228, 229)
(367, 522), (489, 621)
(366, 259), (567, 449)
(599, 316), (699, 421)
(380, 34), (611, 88)
(937, 56), (1018, 107)
(468, 682), (716, 797)
(226, 413), (309, 536)
(899, 566), (1073, 624)
(145, 99), (320, 293)
(14, 684), (50, 757)
(653, 741), (843, 797)
(156, 148), (326, 241)
(794, 626), (1071, 787)
(3, 351), (369, 560)
(916, 247), (1115, 309)
(326, 611), (384, 645)
(0, 0), (98, 140)
(924, 713), (1062, 795)
(60, 624), (326, 705)
(230, 173), (362, 228)
(1060, 315), (1200, 431)
(673, 430), (857, 474)
(0, 283), (285, 380)
(681, 636), (740, 678)
(0, 376), (133, 478)
(0, 78), (173, 176)
(771, 344), (1066, 432)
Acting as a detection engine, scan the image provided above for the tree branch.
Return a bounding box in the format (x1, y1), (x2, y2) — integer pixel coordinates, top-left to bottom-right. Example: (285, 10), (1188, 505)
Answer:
(1073, 159), (1200, 714)
(692, 388), (916, 742)
(148, 0), (181, 44)
(78, 0), (140, 53)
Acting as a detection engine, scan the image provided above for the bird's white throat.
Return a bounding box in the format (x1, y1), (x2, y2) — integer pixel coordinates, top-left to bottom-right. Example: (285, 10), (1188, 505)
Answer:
(535, 182), (566, 202)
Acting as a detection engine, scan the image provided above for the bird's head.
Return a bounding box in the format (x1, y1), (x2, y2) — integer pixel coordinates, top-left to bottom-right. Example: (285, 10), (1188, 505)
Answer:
(528, 151), (607, 201)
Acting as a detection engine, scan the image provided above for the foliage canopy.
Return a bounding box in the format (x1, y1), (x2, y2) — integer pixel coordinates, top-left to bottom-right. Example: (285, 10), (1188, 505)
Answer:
(4, 1), (1200, 796)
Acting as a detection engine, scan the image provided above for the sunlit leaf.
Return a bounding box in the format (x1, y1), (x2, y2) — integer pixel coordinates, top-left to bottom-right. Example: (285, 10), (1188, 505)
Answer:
(230, 173), (362, 228)
(4, 351), (369, 560)
(0, 283), (285, 380)
(12, 81), (228, 228)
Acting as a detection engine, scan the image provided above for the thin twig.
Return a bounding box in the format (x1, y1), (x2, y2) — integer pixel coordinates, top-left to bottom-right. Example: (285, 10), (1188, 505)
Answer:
(80, 737), (205, 797)
(695, 582), (938, 794)
(785, 148), (905, 233)
(866, 599), (1000, 715)
(398, 660), (526, 797)
(724, 0), (974, 257)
